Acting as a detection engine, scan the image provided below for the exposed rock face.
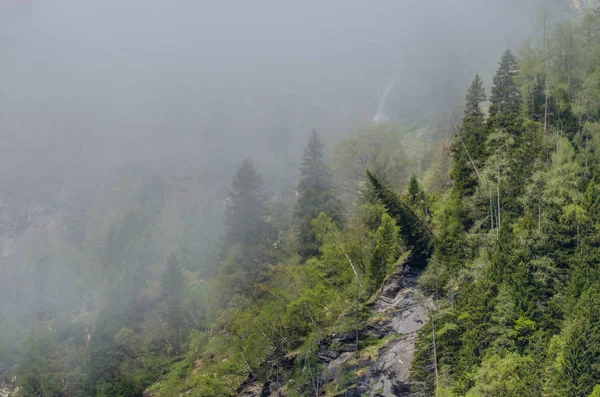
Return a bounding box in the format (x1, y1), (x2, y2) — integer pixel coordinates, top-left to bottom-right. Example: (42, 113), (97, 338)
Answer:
(326, 265), (429, 397)
(0, 379), (18, 397)
(238, 264), (430, 397)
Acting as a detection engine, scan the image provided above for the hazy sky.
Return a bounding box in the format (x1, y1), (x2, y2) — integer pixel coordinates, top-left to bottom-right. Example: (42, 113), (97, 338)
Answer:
(0, 0), (560, 189)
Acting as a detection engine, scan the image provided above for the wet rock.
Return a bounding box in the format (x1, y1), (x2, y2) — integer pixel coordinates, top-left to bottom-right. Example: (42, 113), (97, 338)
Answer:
(236, 264), (430, 397)
(325, 351), (355, 380)
(362, 266), (429, 396)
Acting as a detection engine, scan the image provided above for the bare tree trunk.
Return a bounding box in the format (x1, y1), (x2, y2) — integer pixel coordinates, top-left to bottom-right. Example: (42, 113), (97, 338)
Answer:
(490, 195), (495, 230)
(538, 184), (542, 232)
(496, 154), (501, 232)
(458, 135), (495, 230)
(543, 10), (550, 165)
(179, 325), (183, 356)
(325, 229), (362, 353)
(431, 316), (439, 393)
(585, 128), (589, 180)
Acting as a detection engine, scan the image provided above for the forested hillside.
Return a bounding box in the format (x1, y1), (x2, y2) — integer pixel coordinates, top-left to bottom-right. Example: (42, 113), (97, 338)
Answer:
(3, 2), (600, 397)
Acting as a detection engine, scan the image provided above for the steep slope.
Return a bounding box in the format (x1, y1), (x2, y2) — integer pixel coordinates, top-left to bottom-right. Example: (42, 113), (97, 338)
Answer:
(234, 262), (429, 397)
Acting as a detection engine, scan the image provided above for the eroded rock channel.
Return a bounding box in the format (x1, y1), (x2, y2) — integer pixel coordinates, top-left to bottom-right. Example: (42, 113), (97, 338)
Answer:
(237, 264), (430, 397)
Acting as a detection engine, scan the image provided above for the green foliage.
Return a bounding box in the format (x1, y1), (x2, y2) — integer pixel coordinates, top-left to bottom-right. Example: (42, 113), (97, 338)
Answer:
(223, 158), (268, 248)
(407, 174), (424, 207)
(368, 213), (399, 292)
(451, 74), (488, 197)
(12, 10), (600, 397)
(589, 385), (600, 397)
(489, 49), (523, 133)
(17, 328), (63, 397)
(333, 123), (413, 205)
(366, 169), (432, 266)
(295, 130), (343, 260)
(465, 353), (541, 396)
(556, 287), (600, 397)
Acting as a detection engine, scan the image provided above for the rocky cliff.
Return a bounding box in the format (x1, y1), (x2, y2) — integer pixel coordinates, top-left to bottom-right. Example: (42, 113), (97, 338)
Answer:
(237, 264), (430, 397)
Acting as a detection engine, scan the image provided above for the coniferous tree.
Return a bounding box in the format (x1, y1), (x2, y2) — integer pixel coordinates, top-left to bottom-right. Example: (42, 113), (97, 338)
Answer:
(558, 287), (600, 397)
(489, 50), (522, 133)
(294, 130), (342, 259)
(452, 74), (487, 197)
(487, 50), (527, 222)
(407, 174), (423, 207)
(369, 213), (399, 292)
(366, 169), (432, 266)
(223, 158), (267, 250)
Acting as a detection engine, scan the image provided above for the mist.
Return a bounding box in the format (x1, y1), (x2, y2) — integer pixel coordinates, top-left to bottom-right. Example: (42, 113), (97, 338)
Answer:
(1, 0), (561, 185)
(0, 0), (576, 393)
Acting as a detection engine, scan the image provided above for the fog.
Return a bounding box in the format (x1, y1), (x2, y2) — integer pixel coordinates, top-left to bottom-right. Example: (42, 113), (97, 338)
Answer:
(1, 0), (582, 387)
(1, 0), (565, 189)
(0, 0), (571, 354)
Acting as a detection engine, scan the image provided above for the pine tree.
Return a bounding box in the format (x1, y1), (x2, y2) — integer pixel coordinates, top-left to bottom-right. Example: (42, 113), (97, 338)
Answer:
(369, 213), (399, 291)
(407, 174), (423, 207)
(294, 130), (342, 259)
(223, 158), (267, 249)
(163, 253), (183, 303)
(366, 169), (432, 266)
(451, 74), (488, 197)
(558, 286), (600, 397)
(489, 50), (522, 133)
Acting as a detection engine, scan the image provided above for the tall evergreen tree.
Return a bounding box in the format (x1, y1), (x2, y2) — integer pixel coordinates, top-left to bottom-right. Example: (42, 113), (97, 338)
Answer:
(489, 50), (522, 133)
(369, 213), (399, 292)
(452, 74), (487, 197)
(407, 174), (423, 207)
(223, 158), (267, 249)
(294, 130), (342, 259)
(366, 169), (432, 266)
(558, 286), (600, 397)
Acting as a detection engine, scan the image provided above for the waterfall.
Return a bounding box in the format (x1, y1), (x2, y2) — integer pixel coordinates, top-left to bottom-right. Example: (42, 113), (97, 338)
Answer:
(373, 76), (397, 124)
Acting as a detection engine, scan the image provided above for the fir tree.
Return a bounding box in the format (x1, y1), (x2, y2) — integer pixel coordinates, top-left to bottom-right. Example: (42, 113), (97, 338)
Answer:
(558, 286), (600, 397)
(489, 50), (522, 133)
(451, 74), (487, 197)
(366, 169), (432, 266)
(163, 253), (183, 302)
(407, 174), (423, 207)
(294, 130), (342, 259)
(223, 158), (267, 249)
(369, 213), (399, 292)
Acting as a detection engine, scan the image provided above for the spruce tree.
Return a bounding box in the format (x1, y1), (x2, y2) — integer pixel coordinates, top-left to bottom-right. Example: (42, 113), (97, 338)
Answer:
(558, 286), (600, 397)
(366, 169), (432, 266)
(407, 174), (423, 207)
(294, 130), (342, 259)
(369, 213), (399, 292)
(451, 74), (487, 197)
(489, 50), (522, 133)
(223, 158), (267, 249)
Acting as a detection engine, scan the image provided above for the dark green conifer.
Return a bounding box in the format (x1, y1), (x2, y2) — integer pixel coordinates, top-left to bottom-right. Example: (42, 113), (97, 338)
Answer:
(452, 74), (487, 197)
(369, 213), (398, 291)
(294, 130), (342, 260)
(223, 158), (267, 249)
(366, 169), (432, 266)
(407, 175), (423, 207)
(558, 287), (600, 397)
(489, 50), (522, 133)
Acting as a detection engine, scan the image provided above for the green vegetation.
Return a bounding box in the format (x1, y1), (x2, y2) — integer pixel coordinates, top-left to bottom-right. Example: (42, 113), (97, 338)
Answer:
(4, 5), (600, 397)
(410, 7), (600, 397)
